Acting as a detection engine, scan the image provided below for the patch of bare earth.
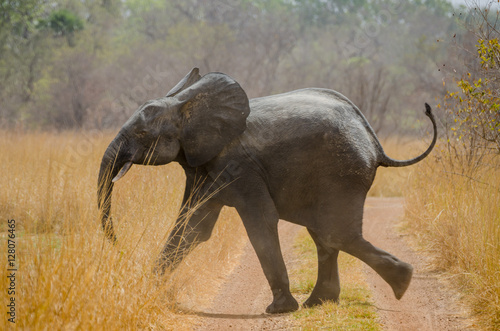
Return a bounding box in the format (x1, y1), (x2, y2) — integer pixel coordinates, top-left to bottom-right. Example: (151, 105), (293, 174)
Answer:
(188, 198), (471, 330)
(193, 221), (302, 330)
(363, 197), (471, 330)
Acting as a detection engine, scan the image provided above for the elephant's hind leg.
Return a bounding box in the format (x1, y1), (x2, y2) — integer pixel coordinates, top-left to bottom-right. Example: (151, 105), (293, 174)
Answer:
(314, 192), (413, 301)
(341, 236), (413, 300)
(303, 228), (341, 307)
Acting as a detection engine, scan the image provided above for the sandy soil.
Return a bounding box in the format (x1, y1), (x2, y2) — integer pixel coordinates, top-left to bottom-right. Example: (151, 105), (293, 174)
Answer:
(193, 221), (301, 330)
(191, 197), (471, 330)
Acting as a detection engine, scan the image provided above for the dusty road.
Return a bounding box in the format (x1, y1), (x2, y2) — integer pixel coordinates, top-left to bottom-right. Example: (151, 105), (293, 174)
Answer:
(192, 197), (470, 330)
(363, 198), (470, 330)
(193, 221), (301, 330)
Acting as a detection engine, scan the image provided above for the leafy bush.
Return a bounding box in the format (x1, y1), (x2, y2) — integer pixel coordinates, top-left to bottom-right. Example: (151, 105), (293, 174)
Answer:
(446, 38), (500, 155)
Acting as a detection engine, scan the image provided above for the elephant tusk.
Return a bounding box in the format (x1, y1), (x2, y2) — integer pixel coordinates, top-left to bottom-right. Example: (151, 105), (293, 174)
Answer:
(112, 161), (133, 182)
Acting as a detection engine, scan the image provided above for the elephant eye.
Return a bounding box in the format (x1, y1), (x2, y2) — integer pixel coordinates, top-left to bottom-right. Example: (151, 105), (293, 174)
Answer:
(136, 130), (147, 138)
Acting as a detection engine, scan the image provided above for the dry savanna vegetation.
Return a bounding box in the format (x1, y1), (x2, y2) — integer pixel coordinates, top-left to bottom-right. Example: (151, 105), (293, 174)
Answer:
(405, 146), (500, 329)
(0, 130), (248, 330)
(2, 0), (500, 330)
(403, 5), (500, 328)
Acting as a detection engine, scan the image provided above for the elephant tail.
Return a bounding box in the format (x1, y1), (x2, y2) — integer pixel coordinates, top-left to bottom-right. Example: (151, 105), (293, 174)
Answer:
(378, 103), (437, 168)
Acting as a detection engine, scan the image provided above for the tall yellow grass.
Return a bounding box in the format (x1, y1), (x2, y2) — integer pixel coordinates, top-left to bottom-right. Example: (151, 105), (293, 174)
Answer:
(405, 142), (500, 330)
(0, 131), (246, 329)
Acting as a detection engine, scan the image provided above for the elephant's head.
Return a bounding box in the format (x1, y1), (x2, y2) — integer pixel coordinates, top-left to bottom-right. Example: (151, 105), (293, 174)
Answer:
(97, 68), (250, 242)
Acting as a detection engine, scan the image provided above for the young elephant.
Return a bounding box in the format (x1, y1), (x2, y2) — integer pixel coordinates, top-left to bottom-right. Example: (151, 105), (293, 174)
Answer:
(97, 68), (437, 314)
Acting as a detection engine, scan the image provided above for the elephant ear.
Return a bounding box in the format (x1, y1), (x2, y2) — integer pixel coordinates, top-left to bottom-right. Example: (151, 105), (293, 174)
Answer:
(166, 68), (201, 97)
(174, 72), (250, 167)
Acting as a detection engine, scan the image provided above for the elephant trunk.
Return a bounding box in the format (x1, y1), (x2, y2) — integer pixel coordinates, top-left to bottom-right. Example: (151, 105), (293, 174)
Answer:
(97, 134), (131, 243)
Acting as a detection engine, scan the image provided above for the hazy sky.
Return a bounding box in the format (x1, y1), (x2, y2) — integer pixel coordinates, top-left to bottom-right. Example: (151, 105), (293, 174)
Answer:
(449, 0), (500, 7)
(449, 0), (469, 7)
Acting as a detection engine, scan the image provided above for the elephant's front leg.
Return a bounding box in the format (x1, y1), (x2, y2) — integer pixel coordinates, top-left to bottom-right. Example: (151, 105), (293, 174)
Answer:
(154, 199), (222, 275)
(237, 202), (299, 314)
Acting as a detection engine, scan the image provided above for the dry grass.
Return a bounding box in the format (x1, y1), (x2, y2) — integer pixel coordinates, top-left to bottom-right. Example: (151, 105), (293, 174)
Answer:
(0, 130), (246, 330)
(404, 142), (500, 330)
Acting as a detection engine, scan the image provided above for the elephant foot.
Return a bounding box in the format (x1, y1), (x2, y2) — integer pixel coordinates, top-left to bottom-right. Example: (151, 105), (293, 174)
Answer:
(266, 290), (299, 314)
(302, 282), (340, 308)
(388, 261), (413, 300)
(303, 292), (339, 308)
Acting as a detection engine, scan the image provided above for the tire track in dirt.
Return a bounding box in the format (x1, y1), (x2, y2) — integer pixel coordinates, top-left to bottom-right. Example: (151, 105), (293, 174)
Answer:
(363, 197), (471, 330)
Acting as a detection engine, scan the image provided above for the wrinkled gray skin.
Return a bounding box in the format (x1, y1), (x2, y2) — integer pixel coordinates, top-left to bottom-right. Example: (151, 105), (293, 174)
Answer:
(98, 68), (437, 314)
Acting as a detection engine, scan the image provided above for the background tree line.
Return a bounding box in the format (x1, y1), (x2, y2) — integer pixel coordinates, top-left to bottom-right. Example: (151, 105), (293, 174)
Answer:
(0, 0), (478, 134)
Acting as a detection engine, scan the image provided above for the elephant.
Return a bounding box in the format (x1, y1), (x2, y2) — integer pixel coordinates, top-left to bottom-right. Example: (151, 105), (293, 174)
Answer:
(97, 68), (437, 314)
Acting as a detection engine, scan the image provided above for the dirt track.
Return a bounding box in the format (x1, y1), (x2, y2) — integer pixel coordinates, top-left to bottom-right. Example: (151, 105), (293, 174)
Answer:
(363, 198), (470, 330)
(193, 221), (300, 330)
(193, 197), (470, 330)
